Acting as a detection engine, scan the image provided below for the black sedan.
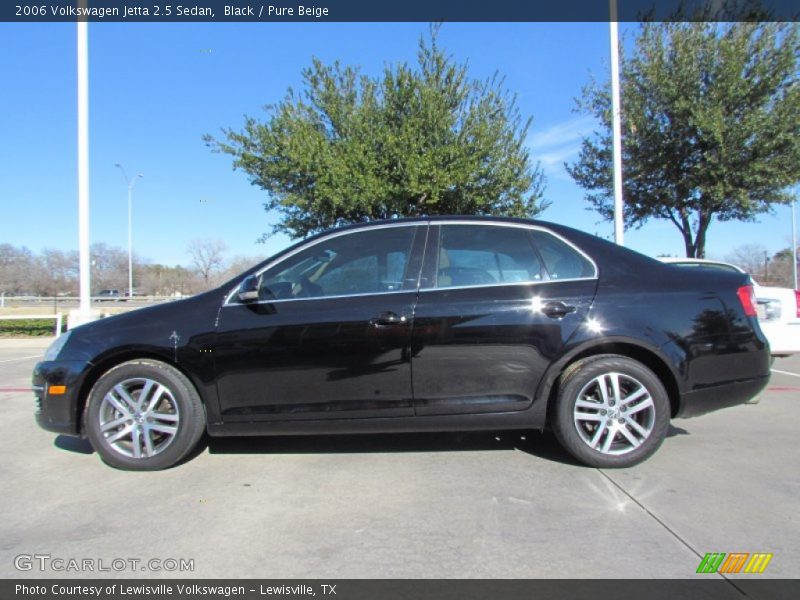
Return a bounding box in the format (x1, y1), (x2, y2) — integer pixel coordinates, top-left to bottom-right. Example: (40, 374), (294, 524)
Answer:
(33, 217), (770, 470)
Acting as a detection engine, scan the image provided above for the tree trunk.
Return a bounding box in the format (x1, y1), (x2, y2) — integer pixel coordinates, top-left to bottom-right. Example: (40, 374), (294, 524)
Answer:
(678, 209), (697, 257)
(693, 213), (711, 259)
(682, 233), (696, 258)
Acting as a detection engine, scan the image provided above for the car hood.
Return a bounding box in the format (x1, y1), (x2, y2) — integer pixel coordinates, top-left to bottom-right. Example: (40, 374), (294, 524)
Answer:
(57, 289), (226, 363)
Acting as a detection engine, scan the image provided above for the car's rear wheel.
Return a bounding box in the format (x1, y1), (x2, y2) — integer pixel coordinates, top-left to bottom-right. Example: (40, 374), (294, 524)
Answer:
(552, 355), (670, 468)
(85, 359), (205, 470)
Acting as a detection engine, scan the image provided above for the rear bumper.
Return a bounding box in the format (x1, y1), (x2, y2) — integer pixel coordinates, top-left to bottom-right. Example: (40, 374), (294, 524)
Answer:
(677, 375), (769, 418)
(32, 360), (91, 436)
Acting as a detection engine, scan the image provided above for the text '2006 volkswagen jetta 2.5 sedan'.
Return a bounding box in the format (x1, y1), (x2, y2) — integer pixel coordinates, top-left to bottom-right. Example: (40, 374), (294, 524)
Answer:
(33, 217), (771, 470)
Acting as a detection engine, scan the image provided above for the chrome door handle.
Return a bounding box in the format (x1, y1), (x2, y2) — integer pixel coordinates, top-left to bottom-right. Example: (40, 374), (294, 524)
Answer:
(370, 312), (408, 327)
(542, 301), (576, 319)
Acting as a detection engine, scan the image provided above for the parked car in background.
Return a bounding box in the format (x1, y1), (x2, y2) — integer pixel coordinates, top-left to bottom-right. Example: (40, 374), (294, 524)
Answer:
(95, 289), (122, 301)
(34, 217), (770, 470)
(659, 258), (800, 356)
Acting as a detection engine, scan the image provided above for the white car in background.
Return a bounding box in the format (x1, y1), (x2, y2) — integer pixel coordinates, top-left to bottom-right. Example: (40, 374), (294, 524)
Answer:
(659, 258), (799, 357)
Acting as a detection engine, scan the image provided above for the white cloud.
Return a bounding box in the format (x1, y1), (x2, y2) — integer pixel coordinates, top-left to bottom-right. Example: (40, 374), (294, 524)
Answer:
(528, 116), (596, 174)
(528, 116), (595, 150)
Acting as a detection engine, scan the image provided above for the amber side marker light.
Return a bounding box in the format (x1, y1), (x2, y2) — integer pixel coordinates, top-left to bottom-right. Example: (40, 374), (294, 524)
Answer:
(48, 385), (67, 395)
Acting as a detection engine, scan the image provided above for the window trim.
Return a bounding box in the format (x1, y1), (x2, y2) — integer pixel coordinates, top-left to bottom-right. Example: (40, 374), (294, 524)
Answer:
(223, 220), (598, 305)
(420, 221), (598, 292)
(223, 222), (424, 306)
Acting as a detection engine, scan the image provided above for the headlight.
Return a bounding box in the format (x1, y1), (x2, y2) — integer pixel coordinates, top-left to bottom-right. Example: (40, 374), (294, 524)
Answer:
(44, 331), (72, 361)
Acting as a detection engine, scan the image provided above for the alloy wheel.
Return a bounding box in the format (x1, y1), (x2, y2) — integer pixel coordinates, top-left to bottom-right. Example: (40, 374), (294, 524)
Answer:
(572, 372), (656, 455)
(98, 377), (180, 458)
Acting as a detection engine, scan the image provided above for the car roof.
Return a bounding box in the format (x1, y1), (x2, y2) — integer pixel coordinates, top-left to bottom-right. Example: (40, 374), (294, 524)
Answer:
(315, 215), (548, 230)
(303, 215), (609, 243)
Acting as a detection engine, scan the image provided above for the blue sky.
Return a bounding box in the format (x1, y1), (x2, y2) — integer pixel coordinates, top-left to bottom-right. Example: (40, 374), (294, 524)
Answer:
(0, 21), (791, 267)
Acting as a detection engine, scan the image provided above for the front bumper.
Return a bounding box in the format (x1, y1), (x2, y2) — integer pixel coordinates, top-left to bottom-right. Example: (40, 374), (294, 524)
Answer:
(676, 375), (770, 418)
(32, 360), (91, 436)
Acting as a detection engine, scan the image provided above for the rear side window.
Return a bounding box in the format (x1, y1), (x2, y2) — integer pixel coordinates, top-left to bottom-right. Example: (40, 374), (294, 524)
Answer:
(530, 231), (596, 280)
(435, 225), (545, 288)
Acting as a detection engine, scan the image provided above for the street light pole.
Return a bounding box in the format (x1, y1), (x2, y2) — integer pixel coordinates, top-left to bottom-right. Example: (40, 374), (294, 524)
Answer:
(114, 164), (143, 298)
(77, 13), (91, 321)
(792, 199), (798, 290)
(609, 0), (625, 246)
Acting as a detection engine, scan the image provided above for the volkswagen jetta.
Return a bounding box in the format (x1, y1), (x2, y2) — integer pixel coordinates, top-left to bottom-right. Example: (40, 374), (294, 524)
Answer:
(33, 217), (771, 470)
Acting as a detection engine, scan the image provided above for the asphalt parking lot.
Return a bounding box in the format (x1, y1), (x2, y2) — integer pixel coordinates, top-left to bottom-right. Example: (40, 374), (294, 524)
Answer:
(0, 337), (798, 580)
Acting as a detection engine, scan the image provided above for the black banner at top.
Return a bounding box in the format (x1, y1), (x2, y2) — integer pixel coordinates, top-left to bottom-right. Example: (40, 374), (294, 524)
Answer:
(4, 0), (800, 23)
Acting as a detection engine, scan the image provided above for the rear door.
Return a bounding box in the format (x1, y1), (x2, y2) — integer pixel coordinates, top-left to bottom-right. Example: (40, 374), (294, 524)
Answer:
(410, 222), (598, 416)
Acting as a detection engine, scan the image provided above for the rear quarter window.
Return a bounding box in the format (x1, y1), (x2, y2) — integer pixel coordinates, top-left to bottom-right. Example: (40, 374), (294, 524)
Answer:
(529, 231), (596, 280)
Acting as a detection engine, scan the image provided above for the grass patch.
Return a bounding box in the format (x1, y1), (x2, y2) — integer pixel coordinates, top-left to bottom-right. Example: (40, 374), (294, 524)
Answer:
(0, 319), (65, 337)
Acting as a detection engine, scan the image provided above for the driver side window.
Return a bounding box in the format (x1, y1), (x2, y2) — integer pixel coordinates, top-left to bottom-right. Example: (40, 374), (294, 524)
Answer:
(257, 226), (418, 300)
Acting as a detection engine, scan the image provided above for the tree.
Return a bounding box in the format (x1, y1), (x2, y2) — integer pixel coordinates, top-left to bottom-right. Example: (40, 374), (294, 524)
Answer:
(567, 21), (800, 257)
(187, 238), (228, 285)
(205, 26), (546, 240)
(220, 254), (267, 282)
(36, 249), (78, 296)
(140, 264), (198, 296)
(727, 243), (799, 287)
(0, 243), (148, 296)
(0, 244), (35, 294)
(769, 245), (799, 288)
(726, 243), (769, 278)
(91, 243), (131, 292)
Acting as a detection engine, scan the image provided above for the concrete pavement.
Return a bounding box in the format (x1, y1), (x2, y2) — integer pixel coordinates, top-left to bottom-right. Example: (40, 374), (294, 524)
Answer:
(1, 338), (797, 579)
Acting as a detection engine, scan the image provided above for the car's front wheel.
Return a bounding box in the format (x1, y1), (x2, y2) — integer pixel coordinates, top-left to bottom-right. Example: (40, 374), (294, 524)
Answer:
(85, 359), (205, 470)
(552, 355), (670, 468)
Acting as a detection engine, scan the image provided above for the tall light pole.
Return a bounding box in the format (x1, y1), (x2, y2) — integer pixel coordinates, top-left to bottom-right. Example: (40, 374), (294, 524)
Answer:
(77, 10), (91, 321)
(792, 199), (798, 290)
(114, 164), (143, 298)
(609, 0), (625, 246)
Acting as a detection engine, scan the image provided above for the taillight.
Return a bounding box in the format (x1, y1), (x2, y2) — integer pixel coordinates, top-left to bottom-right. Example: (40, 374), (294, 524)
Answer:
(737, 285), (757, 317)
(795, 290), (800, 319)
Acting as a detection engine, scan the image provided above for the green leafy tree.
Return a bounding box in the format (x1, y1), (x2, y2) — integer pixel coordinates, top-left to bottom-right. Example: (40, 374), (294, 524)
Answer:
(205, 27), (546, 239)
(567, 22), (800, 257)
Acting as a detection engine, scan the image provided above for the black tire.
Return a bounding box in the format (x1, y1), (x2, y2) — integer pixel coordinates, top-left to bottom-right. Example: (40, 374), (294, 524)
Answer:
(552, 355), (670, 468)
(84, 359), (205, 470)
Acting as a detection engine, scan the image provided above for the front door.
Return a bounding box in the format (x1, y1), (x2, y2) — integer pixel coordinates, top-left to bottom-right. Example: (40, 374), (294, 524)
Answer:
(214, 224), (426, 421)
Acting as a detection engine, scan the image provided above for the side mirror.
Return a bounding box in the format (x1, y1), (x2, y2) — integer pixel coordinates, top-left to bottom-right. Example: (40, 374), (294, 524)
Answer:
(237, 275), (260, 303)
